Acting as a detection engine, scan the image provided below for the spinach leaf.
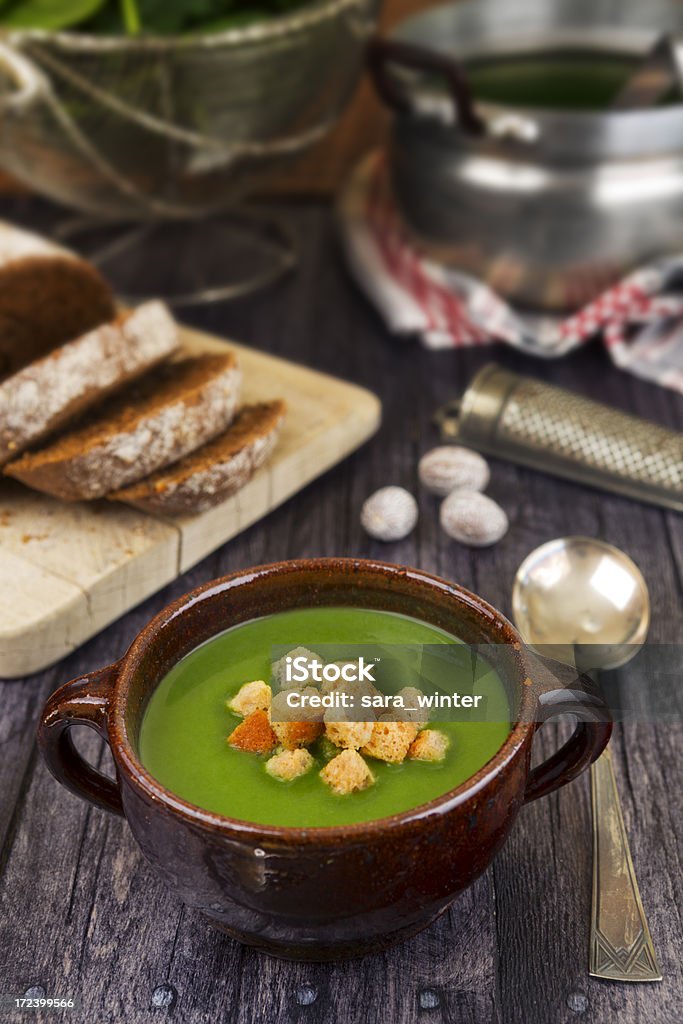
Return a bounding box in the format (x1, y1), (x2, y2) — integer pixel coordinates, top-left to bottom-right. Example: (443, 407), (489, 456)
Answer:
(133, 0), (233, 33)
(194, 10), (272, 31)
(0, 0), (106, 30)
(0, 0), (313, 35)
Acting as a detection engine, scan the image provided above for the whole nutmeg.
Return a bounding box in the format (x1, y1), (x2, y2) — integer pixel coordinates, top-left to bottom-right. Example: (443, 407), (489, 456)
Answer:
(361, 486), (418, 542)
(418, 446), (490, 497)
(440, 490), (508, 547)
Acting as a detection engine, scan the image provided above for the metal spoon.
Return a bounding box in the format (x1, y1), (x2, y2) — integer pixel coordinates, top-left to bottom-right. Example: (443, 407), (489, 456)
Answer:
(512, 537), (661, 982)
(611, 34), (681, 110)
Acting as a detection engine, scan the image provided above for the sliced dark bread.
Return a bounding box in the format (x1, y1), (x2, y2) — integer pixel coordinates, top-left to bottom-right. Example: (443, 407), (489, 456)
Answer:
(0, 300), (179, 466)
(5, 352), (241, 501)
(111, 400), (286, 515)
(0, 223), (114, 378)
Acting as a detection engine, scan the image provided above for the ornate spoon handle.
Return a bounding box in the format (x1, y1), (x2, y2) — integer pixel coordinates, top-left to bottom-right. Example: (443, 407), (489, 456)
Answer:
(590, 746), (662, 981)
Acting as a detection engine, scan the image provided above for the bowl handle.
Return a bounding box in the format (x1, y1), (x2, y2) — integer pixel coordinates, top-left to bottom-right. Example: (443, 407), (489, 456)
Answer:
(37, 665), (123, 816)
(367, 35), (485, 136)
(0, 40), (46, 115)
(524, 674), (613, 803)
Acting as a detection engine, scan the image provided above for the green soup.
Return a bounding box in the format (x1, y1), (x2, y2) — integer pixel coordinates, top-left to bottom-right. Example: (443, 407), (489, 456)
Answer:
(464, 52), (676, 111)
(139, 608), (511, 827)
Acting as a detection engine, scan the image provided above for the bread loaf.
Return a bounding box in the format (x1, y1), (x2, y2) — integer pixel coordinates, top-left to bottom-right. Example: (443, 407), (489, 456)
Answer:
(5, 352), (241, 500)
(111, 400), (285, 515)
(0, 300), (179, 465)
(0, 223), (114, 377)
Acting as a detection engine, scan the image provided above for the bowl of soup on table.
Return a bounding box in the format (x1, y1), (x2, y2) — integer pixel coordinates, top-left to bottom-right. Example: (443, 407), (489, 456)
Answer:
(38, 558), (611, 960)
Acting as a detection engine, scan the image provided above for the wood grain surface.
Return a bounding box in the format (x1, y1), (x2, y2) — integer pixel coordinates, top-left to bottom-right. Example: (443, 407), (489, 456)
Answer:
(0, 201), (682, 1024)
(0, 326), (380, 677)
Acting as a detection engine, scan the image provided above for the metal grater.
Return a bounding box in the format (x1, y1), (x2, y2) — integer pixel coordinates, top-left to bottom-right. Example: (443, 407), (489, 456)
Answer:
(435, 364), (683, 512)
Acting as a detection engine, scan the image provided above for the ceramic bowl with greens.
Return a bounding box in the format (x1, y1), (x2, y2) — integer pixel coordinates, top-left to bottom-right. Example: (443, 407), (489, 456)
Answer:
(0, 0), (377, 217)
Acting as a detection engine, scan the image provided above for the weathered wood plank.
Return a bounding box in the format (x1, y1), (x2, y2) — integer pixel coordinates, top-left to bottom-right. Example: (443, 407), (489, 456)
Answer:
(0, 327), (380, 677)
(487, 349), (683, 1024)
(1, 202), (683, 1024)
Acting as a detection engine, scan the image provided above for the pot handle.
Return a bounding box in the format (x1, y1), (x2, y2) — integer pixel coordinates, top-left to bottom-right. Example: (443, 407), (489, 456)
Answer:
(367, 35), (485, 136)
(524, 673), (612, 803)
(37, 664), (124, 816)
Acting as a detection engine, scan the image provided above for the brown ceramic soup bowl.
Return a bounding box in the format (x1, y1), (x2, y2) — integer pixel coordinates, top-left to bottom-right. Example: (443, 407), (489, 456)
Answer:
(38, 558), (611, 960)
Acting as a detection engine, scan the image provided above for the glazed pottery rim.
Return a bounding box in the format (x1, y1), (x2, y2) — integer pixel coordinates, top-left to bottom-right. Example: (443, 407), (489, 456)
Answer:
(111, 558), (536, 842)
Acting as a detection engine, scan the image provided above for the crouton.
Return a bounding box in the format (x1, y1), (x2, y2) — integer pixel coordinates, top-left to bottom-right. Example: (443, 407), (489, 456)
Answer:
(227, 710), (277, 755)
(320, 749), (374, 795)
(380, 686), (428, 729)
(320, 673), (381, 716)
(266, 747), (314, 782)
(324, 713), (374, 751)
(318, 661), (358, 693)
(270, 687), (325, 723)
(271, 647), (321, 690)
(271, 719), (323, 750)
(408, 729), (450, 762)
(227, 680), (271, 718)
(270, 684), (323, 751)
(361, 720), (418, 763)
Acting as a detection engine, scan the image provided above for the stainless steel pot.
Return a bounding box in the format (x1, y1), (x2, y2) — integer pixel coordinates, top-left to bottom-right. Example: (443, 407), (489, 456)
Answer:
(369, 0), (683, 311)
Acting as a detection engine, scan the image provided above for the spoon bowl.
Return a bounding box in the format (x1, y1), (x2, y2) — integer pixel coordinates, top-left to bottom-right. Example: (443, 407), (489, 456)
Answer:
(512, 536), (650, 670)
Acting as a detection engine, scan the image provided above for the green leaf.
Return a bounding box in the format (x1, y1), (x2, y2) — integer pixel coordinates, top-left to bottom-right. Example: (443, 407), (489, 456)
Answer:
(119, 0), (141, 34)
(195, 10), (273, 31)
(131, 0), (230, 33)
(0, 0), (106, 30)
(0, 0), (313, 34)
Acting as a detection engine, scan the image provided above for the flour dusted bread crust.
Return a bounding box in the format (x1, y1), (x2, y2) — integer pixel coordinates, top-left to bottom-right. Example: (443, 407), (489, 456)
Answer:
(111, 400), (285, 515)
(0, 223), (114, 377)
(0, 301), (179, 466)
(5, 352), (241, 500)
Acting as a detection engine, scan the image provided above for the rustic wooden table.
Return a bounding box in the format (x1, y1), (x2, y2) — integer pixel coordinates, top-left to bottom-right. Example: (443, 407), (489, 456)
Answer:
(1, 199), (682, 1024)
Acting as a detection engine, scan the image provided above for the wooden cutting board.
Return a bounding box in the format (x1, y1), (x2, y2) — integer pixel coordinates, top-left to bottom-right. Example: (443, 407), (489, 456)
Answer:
(0, 324), (381, 678)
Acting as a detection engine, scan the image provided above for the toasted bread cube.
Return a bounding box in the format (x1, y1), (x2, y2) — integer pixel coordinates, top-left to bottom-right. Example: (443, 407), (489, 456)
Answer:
(270, 688), (325, 723)
(227, 710), (277, 755)
(320, 749), (374, 795)
(380, 686), (428, 729)
(361, 720), (418, 764)
(271, 685), (323, 747)
(324, 713), (374, 751)
(320, 672), (381, 721)
(271, 647), (321, 690)
(319, 661), (360, 694)
(271, 719), (323, 750)
(227, 680), (271, 718)
(320, 672), (379, 704)
(266, 748), (314, 782)
(408, 729), (449, 762)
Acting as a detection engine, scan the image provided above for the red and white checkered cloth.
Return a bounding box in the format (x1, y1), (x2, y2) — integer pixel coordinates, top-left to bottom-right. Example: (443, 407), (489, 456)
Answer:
(339, 151), (683, 394)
